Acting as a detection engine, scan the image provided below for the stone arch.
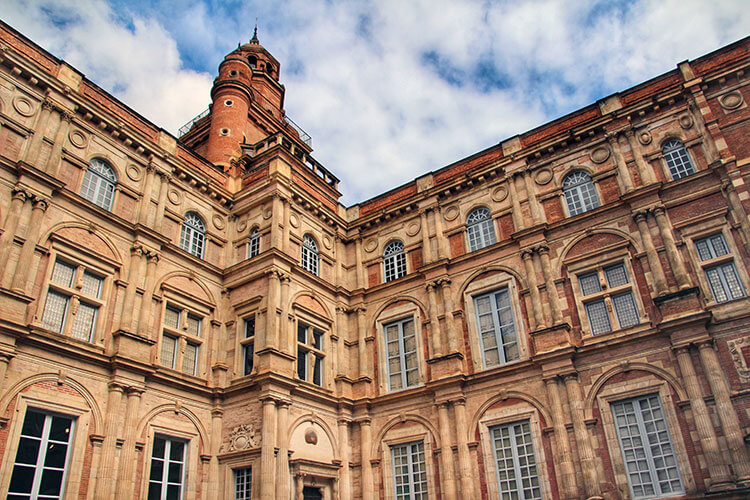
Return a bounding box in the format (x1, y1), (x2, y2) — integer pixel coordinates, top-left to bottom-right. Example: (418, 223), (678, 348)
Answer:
(469, 391), (553, 442)
(136, 403), (209, 451)
(0, 373), (104, 433)
(583, 362), (688, 420)
(556, 164), (598, 188)
(372, 413), (441, 457)
(556, 227), (642, 270)
(41, 221), (123, 265)
(285, 412), (339, 457)
(290, 290), (332, 320)
(370, 295), (428, 330)
(84, 152), (123, 181)
(457, 264), (528, 300)
(155, 270), (217, 308)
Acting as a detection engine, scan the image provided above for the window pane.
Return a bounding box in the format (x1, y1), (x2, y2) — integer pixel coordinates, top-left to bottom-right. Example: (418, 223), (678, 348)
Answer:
(243, 343), (254, 376)
(705, 267), (729, 303)
(235, 467), (252, 500)
(71, 302), (98, 342)
(579, 272), (601, 296)
(585, 300), (612, 335)
(604, 264), (629, 288)
(491, 420), (542, 500)
(663, 140), (695, 180)
(183, 343), (198, 375)
(297, 348), (307, 380)
(720, 263), (745, 300)
(164, 307), (180, 329)
(160, 335), (177, 368)
(313, 355), (322, 386)
(41, 291), (69, 333)
(613, 292), (639, 329)
(475, 289), (517, 367)
(186, 315), (201, 337)
(80, 271), (103, 298)
(50, 261), (75, 287)
(244, 317), (255, 338)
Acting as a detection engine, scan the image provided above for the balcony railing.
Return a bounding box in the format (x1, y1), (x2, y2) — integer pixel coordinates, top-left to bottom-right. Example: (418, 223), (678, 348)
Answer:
(178, 107), (210, 137)
(283, 115), (312, 147)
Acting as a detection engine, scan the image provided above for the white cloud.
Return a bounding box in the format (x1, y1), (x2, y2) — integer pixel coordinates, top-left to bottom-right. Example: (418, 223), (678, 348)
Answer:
(3, 0), (748, 205)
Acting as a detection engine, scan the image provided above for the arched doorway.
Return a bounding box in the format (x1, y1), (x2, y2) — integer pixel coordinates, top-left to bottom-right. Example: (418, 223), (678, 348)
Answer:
(303, 485), (323, 500)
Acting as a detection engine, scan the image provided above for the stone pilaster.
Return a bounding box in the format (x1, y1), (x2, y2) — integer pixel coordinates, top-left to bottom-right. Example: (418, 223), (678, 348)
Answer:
(114, 386), (144, 500)
(606, 132), (633, 193)
(508, 174), (524, 231)
(563, 373), (600, 497)
(260, 397), (278, 500)
(433, 205), (448, 260)
(624, 127), (655, 185)
(23, 99), (54, 166)
(522, 249), (545, 329)
(95, 382), (126, 500)
(453, 398), (475, 499)
(136, 251), (159, 335)
(337, 418), (352, 500)
(538, 246), (563, 324)
(633, 211), (668, 295)
(425, 282), (444, 358)
(10, 196), (48, 294)
(137, 164), (156, 225)
(545, 377), (577, 499)
(420, 209), (431, 265)
(155, 172), (170, 232)
(359, 418), (374, 500)
(653, 207), (692, 290)
(438, 278), (460, 353)
(0, 187), (29, 281)
(118, 244), (145, 332)
(45, 110), (73, 176)
(524, 170), (545, 224)
(356, 306), (369, 379)
(437, 402), (458, 500)
(276, 400), (291, 499)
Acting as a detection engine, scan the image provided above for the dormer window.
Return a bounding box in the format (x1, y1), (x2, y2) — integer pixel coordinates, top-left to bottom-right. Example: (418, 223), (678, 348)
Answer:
(248, 56), (257, 69)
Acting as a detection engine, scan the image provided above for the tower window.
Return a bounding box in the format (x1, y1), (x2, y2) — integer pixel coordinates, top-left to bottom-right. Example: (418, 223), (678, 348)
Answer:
(224, 100), (234, 107)
(301, 234), (319, 276)
(466, 207), (496, 252)
(180, 212), (206, 259)
(248, 56), (257, 69)
(383, 241), (406, 282)
(80, 158), (116, 211)
(562, 171), (600, 216)
(662, 139), (695, 180)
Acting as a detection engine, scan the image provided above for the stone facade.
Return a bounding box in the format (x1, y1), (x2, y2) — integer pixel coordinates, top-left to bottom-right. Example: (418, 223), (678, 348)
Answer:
(0, 20), (750, 500)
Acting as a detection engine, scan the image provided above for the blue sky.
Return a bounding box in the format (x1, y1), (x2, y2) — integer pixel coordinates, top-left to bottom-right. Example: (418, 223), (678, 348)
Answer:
(4, 0), (749, 205)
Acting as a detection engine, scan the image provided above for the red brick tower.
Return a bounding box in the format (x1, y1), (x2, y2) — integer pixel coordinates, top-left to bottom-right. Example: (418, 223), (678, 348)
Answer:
(205, 28), (285, 168)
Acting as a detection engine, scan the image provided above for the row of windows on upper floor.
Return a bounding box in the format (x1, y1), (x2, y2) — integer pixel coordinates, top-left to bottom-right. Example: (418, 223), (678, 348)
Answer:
(77, 139), (698, 271)
(37, 228), (746, 382)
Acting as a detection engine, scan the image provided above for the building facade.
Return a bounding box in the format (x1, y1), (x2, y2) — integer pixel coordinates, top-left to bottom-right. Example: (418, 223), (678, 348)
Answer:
(0, 20), (749, 500)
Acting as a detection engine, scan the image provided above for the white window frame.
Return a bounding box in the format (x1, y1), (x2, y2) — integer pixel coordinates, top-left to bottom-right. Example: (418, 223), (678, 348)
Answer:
(383, 240), (407, 282)
(301, 234), (319, 276)
(159, 302), (204, 376)
(7, 408), (76, 500)
(693, 232), (746, 304)
(296, 321), (325, 386)
(662, 139), (696, 180)
(489, 419), (543, 500)
(247, 228), (260, 259)
(562, 170), (600, 217)
(466, 207), (496, 252)
(473, 288), (520, 368)
(180, 212), (206, 259)
(38, 256), (107, 344)
(234, 466), (252, 500)
(390, 440), (428, 500)
(80, 157), (116, 211)
(383, 317), (419, 391)
(147, 435), (188, 500)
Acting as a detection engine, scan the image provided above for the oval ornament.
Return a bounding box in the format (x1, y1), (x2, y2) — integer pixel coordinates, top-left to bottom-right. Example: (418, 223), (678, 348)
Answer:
(364, 238), (377, 253)
(236, 217), (248, 233)
(289, 213), (299, 228)
(167, 188), (182, 206)
(68, 129), (88, 149)
(719, 91), (743, 110)
(12, 96), (35, 117)
(590, 146), (611, 164)
(637, 130), (652, 145)
(262, 207), (272, 220)
(405, 220), (421, 237)
(491, 185), (509, 202)
(212, 215), (225, 230)
(443, 205), (459, 221)
(125, 164), (142, 182)
(678, 113), (694, 129)
(534, 168), (553, 185)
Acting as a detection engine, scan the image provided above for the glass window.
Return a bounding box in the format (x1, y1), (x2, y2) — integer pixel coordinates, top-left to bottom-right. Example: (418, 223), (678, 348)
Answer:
(578, 263), (639, 335)
(384, 318), (418, 391)
(391, 441), (428, 500)
(297, 322), (324, 386)
(160, 304), (203, 375)
(383, 241), (407, 282)
(248, 228), (260, 258)
(180, 212), (205, 258)
(562, 171), (600, 216)
(301, 234), (319, 276)
(80, 158), (116, 210)
(611, 394), (684, 498)
(694, 233), (745, 303)
(40, 259), (104, 342)
(147, 436), (186, 500)
(234, 467), (252, 500)
(474, 288), (519, 368)
(466, 207), (496, 252)
(8, 409), (75, 500)
(242, 317), (255, 376)
(662, 139), (695, 180)
(490, 420), (542, 500)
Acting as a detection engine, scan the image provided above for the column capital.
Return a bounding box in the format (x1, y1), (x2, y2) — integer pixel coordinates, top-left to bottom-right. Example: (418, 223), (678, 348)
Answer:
(536, 244), (550, 256)
(652, 205), (668, 218)
(126, 385), (145, 397)
(60, 110), (74, 123)
(11, 186), (30, 202)
(561, 372), (579, 383)
(107, 381), (127, 393)
(41, 99), (56, 112)
(521, 249), (534, 260)
(354, 305), (367, 314)
(130, 244), (145, 257)
(266, 269), (282, 281)
(337, 417), (352, 426)
(425, 281), (438, 291)
(146, 251), (160, 264)
(632, 210), (649, 223)
(604, 131), (620, 143)
(697, 339), (715, 350)
(672, 345), (692, 356)
(159, 171), (172, 183)
(354, 416), (372, 426)
(31, 197), (49, 212)
(211, 407), (224, 418)
(437, 277), (452, 288)
(452, 397), (467, 407)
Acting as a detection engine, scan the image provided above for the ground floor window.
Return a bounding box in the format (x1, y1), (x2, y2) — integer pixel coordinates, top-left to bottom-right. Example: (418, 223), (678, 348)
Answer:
(490, 420), (542, 500)
(148, 436), (186, 500)
(234, 466), (251, 499)
(8, 409), (75, 500)
(611, 394), (683, 498)
(391, 440), (428, 500)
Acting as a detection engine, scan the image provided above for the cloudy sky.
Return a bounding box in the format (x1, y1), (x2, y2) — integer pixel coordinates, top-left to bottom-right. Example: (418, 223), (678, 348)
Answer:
(3, 1), (749, 205)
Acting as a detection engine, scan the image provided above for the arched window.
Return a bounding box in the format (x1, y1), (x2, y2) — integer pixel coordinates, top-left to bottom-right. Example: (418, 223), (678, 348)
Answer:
(301, 234), (319, 276)
(562, 171), (600, 216)
(662, 139), (696, 180)
(80, 158), (116, 210)
(248, 227), (260, 258)
(383, 241), (406, 282)
(466, 207), (496, 252)
(180, 212), (205, 258)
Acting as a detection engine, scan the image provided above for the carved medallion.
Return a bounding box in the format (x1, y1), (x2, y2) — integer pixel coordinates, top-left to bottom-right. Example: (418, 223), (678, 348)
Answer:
(728, 337), (750, 382)
(590, 146), (611, 164)
(68, 129), (88, 149)
(125, 164), (142, 182)
(719, 90), (743, 111)
(443, 205), (459, 221)
(12, 96), (35, 117)
(364, 238), (377, 253)
(289, 213), (299, 228)
(534, 168), (553, 185)
(637, 130), (652, 145)
(323, 235), (332, 249)
(678, 113), (694, 129)
(491, 185), (509, 202)
(236, 216), (248, 233)
(221, 424), (260, 452)
(212, 214), (225, 230)
(405, 220), (421, 237)
(167, 188), (182, 205)
(304, 427), (318, 445)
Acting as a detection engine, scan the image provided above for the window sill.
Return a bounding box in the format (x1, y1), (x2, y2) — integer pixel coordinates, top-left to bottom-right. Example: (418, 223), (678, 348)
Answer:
(705, 295), (750, 322)
(581, 321), (652, 346)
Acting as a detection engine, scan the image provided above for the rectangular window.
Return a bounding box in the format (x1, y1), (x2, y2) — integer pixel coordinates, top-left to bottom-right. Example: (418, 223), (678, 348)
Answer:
(242, 317), (255, 376)
(490, 420), (542, 500)
(8, 409), (75, 500)
(148, 436), (186, 500)
(40, 259), (104, 342)
(384, 318), (419, 391)
(161, 304), (203, 375)
(611, 394), (683, 498)
(234, 467), (252, 500)
(695, 233), (746, 303)
(297, 323), (325, 386)
(391, 441), (428, 500)
(578, 262), (639, 335)
(473, 288), (519, 368)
